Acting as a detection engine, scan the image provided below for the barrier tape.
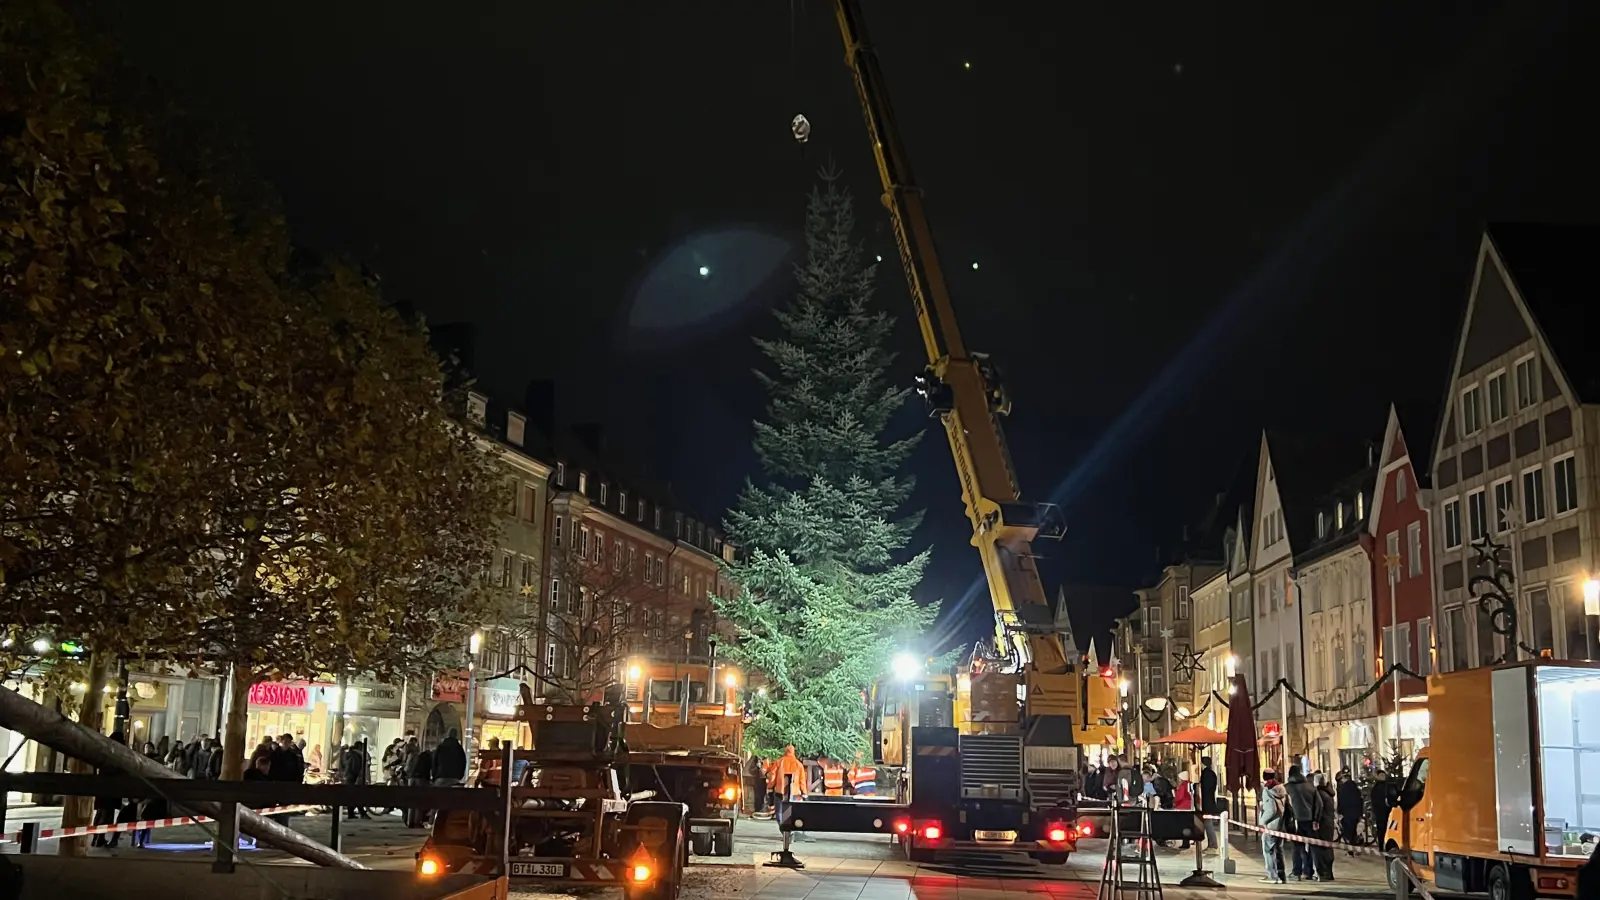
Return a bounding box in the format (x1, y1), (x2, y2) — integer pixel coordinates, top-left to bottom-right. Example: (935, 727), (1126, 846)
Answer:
(0, 804), (321, 843)
(1200, 813), (1386, 856)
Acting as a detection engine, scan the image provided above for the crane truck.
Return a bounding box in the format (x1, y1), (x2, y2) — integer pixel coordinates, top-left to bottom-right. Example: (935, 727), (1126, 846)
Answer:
(775, 0), (1084, 866)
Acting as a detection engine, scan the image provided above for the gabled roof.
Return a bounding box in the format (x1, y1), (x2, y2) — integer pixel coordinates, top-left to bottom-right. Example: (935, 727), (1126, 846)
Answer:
(1367, 401), (1435, 537)
(1264, 428), (1376, 558)
(1485, 224), (1600, 403)
(1296, 464), (1377, 569)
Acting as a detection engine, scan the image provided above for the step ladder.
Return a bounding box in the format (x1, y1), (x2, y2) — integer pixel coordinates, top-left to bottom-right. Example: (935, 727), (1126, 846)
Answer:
(1097, 804), (1163, 900)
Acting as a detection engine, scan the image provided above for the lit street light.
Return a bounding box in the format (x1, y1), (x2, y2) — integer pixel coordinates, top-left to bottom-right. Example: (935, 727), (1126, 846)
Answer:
(1585, 578), (1600, 616)
(31, 639), (49, 654)
(1225, 654), (1238, 679)
(464, 630), (482, 777)
(1118, 679), (1130, 698)
(893, 653), (923, 681)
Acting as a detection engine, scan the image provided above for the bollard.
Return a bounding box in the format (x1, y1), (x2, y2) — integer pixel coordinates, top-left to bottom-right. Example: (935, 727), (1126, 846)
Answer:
(18, 822), (38, 854)
(1220, 811), (1234, 874)
(211, 800), (238, 874)
(328, 805), (342, 854)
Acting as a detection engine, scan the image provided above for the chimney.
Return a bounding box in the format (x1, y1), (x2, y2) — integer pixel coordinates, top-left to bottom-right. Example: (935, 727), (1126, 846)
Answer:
(524, 379), (555, 438)
(573, 423), (605, 456)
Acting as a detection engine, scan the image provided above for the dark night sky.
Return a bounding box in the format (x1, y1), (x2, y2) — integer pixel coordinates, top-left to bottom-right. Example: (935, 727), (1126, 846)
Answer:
(115, 1), (1600, 653)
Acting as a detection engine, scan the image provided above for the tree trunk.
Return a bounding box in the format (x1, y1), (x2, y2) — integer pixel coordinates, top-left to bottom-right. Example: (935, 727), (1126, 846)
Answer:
(219, 664), (255, 781)
(329, 670), (348, 751)
(0, 684), (364, 869)
(58, 654), (109, 858)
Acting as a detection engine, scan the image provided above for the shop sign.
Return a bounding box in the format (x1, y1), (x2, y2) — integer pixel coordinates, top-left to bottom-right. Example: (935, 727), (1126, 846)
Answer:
(433, 669), (469, 702)
(1261, 721), (1282, 740)
(485, 689), (520, 717)
(360, 684), (402, 714)
(249, 682), (311, 709)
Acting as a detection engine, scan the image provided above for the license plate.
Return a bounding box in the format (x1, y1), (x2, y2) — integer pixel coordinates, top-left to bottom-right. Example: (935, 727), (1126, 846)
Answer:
(510, 862), (567, 877)
(974, 830), (1016, 841)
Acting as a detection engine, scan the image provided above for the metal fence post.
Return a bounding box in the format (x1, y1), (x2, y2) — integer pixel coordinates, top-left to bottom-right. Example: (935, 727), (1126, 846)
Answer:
(211, 800), (238, 874)
(328, 804), (342, 854)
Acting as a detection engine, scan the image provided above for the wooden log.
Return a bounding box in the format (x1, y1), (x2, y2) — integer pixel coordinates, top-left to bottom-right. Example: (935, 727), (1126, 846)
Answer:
(0, 686), (365, 870)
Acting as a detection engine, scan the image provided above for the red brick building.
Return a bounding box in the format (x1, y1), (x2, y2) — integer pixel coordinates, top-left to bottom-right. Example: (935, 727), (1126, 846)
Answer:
(1367, 403), (1436, 756)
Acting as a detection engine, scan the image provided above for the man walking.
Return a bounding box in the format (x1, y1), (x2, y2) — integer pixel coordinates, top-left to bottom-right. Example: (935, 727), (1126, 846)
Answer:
(1199, 755), (1221, 850)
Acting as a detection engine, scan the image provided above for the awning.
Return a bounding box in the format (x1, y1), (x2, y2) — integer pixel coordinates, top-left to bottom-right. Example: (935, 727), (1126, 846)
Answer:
(1151, 725), (1228, 746)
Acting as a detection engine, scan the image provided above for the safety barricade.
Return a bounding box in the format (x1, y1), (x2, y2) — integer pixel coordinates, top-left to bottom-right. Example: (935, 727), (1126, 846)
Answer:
(0, 804), (321, 844)
(1200, 812), (1386, 856)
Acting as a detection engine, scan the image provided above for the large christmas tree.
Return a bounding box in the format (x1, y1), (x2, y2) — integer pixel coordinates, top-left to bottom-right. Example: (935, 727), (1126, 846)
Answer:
(719, 170), (936, 761)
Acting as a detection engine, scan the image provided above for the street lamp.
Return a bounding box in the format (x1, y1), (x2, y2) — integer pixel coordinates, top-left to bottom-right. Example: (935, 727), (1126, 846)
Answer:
(1585, 579), (1600, 616)
(464, 630), (482, 778)
(1225, 654), (1238, 679)
(893, 653), (922, 681)
(1118, 679), (1130, 698)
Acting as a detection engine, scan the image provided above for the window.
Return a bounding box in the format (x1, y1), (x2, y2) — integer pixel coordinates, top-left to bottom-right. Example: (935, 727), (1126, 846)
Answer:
(1530, 588), (1553, 654)
(1443, 498), (1462, 550)
(1487, 370), (1508, 422)
(1385, 531), (1401, 584)
(1492, 478), (1515, 533)
(1147, 606), (1163, 635)
(1285, 642), (1296, 687)
(1522, 466), (1547, 524)
(637, 501), (646, 523)
(580, 526), (590, 556)
(555, 461), (566, 485)
(1416, 617), (1433, 676)
(571, 585), (584, 616)
(523, 485), (537, 521)
(1257, 583), (1267, 616)
(654, 508), (662, 530)
(614, 543), (624, 573)
(1332, 637), (1347, 689)
(1381, 626), (1395, 672)
(594, 532), (605, 563)
(628, 546), (637, 574)
(521, 558), (535, 588)
(619, 490), (628, 511)
(1396, 471), (1408, 503)
(1461, 384), (1482, 435)
(1355, 491), (1365, 522)
(1514, 354), (1537, 410)
(550, 578), (562, 610)
(577, 471), (588, 493)
(500, 553), (513, 588)
(1408, 522), (1423, 577)
(506, 481), (519, 516)
(599, 482), (608, 504)
(1554, 455), (1579, 516)
(1468, 489), (1487, 542)
(1446, 606), (1469, 671)
(1563, 582), (1592, 660)
(554, 516), (564, 547)
(544, 643), (556, 677)
(1317, 511), (1327, 538)
(1475, 600), (1497, 666)
(1177, 586), (1190, 620)
(1270, 648), (1281, 688)
(1335, 502), (1344, 530)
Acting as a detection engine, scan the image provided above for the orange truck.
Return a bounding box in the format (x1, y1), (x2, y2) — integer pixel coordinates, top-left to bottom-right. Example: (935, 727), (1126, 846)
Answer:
(1385, 660), (1596, 899)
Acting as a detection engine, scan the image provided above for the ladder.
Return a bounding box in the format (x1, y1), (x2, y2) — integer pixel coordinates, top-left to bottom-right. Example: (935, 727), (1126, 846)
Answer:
(1098, 804), (1164, 900)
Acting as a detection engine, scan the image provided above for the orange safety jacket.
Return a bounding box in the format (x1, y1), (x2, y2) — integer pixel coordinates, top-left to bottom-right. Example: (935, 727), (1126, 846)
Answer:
(822, 765), (846, 796)
(848, 766), (876, 795)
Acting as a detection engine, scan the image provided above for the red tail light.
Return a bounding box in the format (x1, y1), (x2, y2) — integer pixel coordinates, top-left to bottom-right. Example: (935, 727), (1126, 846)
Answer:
(893, 819), (910, 834)
(1079, 822), (1095, 837)
(922, 824), (943, 840)
(1046, 826), (1070, 842)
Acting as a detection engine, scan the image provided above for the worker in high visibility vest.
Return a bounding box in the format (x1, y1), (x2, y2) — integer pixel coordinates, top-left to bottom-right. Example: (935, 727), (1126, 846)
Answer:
(768, 746), (808, 824)
(848, 754), (876, 796)
(821, 757), (846, 796)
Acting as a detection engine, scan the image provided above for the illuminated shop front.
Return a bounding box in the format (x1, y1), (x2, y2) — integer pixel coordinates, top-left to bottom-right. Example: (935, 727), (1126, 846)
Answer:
(478, 678), (529, 749)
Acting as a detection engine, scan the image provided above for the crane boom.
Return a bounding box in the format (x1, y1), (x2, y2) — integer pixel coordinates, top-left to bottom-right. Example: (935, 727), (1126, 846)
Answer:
(832, 1), (1079, 722)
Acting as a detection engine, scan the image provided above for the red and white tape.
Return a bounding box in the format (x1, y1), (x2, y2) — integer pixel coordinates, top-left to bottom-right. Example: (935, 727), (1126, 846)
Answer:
(1201, 813), (1386, 856)
(0, 805), (320, 843)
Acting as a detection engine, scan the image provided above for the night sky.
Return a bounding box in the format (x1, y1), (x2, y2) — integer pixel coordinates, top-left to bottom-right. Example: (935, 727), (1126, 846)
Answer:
(113, 1), (1600, 653)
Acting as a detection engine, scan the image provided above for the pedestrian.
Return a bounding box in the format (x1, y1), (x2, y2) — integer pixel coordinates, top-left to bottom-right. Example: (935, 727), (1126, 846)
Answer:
(341, 742), (372, 819)
(432, 729), (468, 786)
(1336, 770), (1363, 844)
(1199, 755), (1221, 850)
(1313, 772), (1337, 881)
(1284, 764), (1322, 881)
(768, 745), (807, 825)
(404, 739), (433, 829)
(91, 731), (127, 848)
(1257, 770), (1287, 884)
(1173, 770), (1195, 849)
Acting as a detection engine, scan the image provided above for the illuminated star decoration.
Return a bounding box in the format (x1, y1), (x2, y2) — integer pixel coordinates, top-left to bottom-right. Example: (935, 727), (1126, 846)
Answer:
(519, 583), (535, 597)
(1471, 532), (1508, 572)
(1172, 645), (1205, 684)
(1159, 628), (1175, 641)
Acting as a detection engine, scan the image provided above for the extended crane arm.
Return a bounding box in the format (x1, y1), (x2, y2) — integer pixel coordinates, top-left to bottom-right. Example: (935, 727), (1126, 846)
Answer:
(832, 1), (1072, 682)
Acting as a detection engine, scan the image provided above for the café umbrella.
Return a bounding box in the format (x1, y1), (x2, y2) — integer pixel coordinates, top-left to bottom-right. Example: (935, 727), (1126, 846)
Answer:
(1223, 673), (1260, 794)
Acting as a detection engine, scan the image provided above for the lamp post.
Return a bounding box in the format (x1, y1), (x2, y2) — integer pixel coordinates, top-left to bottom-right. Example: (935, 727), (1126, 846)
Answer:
(464, 630), (482, 778)
(1384, 552), (1401, 757)
(1119, 679), (1131, 756)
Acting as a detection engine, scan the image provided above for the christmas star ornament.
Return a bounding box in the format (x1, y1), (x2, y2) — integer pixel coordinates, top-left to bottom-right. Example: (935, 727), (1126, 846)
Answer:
(1172, 644), (1204, 684)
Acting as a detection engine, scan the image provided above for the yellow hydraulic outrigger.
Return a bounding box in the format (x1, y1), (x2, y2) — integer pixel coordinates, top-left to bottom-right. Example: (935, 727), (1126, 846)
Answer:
(832, 2), (1079, 726)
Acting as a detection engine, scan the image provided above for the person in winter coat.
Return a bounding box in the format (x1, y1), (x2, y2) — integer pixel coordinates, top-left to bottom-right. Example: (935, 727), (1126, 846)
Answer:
(405, 744), (434, 829)
(1200, 755), (1222, 850)
(91, 731), (127, 848)
(1312, 773), (1338, 880)
(1336, 770), (1364, 844)
(1283, 765), (1323, 880)
(432, 730), (468, 785)
(1173, 770), (1196, 849)
(1258, 771), (1288, 884)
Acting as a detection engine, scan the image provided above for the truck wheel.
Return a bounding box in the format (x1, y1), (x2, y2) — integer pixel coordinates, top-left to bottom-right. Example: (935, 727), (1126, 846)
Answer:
(690, 831), (713, 856)
(1031, 851), (1069, 866)
(623, 801), (688, 900)
(1487, 864), (1532, 900)
(711, 828), (735, 857)
(1386, 856), (1414, 897)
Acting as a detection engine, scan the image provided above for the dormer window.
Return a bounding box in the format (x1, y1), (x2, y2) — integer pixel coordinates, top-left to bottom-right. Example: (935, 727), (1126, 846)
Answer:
(619, 490), (628, 512)
(555, 462), (566, 486)
(506, 412), (526, 446)
(1316, 511), (1327, 539)
(466, 392), (488, 427)
(1355, 491), (1365, 521)
(577, 471), (588, 493)
(599, 482), (609, 504)
(1335, 502), (1345, 530)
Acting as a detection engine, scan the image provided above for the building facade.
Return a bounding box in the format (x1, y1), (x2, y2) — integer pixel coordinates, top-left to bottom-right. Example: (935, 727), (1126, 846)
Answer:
(1369, 403), (1435, 756)
(1299, 468), (1379, 776)
(1248, 432), (1302, 769)
(1226, 508), (1255, 699)
(1192, 568), (1231, 734)
(1431, 226), (1600, 671)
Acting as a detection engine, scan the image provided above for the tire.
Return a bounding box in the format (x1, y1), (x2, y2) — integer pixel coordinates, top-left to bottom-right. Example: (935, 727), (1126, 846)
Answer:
(1386, 854), (1415, 898)
(690, 831), (713, 856)
(1032, 851), (1069, 865)
(711, 828), (735, 857)
(1487, 863), (1532, 900)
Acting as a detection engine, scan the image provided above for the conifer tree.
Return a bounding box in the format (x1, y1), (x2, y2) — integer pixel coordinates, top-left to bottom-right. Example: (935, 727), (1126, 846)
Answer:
(719, 170), (935, 760)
